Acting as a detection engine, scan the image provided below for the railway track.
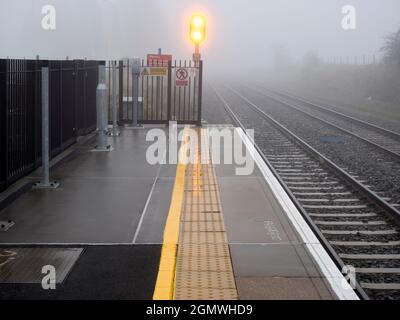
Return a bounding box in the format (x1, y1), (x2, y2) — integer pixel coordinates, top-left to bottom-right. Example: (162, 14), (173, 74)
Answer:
(212, 86), (400, 300)
(228, 85), (400, 208)
(251, 85), (400, 159)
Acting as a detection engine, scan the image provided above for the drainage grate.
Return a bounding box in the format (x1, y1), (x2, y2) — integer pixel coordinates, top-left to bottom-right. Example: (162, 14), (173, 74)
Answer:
(0, 248), (83, 283)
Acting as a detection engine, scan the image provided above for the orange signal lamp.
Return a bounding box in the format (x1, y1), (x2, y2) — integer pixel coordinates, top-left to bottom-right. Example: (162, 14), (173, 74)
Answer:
(190, 14), (206, 44)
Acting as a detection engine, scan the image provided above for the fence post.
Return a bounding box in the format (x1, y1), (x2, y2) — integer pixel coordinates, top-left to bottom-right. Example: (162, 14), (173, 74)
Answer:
(95, 64), (111, 151)
(118, 60), (124, 124)
(197, 60), (203, 126)
(131, 58), (141, 127)
(33, 65), (59, 189)
(0, 59), (7, 191)
(110, 61), (120, 136)
(167, 60), (172, 123)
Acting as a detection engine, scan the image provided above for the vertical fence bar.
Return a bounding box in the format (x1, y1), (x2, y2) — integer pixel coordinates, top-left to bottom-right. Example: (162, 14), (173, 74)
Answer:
(73, 60), (78, 139)
(197, 60), (203, 126)
(83, 60), (88, 131)
(34, 59), (41, 166)
(118, 60), (123, 124)
(173, 60), (177, 120)
(167, 60), (172, 122)
(0, 59), (7, 190)
(111, 61), (119, 136)
(178, 60), (181, 121)
(127, 59), (130, 119)
(23, 60), (27, 172)
(183, 60), (187, 121)
(8, 59), (12, 181)
(108, 60), (111, 120)
(188, 60), (192, 122)
(131, 58), (141, 127)
(141, 59), (146, 121)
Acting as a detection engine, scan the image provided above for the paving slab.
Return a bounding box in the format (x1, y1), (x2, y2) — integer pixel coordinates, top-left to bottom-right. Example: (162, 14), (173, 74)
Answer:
(236, 277), (335, 300)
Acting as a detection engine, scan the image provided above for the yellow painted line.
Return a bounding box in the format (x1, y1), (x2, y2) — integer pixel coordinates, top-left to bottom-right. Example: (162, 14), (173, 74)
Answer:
(153, 127), (189, 300)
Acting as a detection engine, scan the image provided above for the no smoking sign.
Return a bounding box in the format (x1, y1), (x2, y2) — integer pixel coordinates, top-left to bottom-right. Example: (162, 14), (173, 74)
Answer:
(175, 67), (196, 87)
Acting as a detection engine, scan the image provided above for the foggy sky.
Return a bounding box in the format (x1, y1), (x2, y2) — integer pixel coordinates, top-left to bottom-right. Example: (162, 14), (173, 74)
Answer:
(1, 0), (400, 72)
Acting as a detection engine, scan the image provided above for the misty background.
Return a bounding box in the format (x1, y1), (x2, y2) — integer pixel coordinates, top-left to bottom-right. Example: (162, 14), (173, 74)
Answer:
(1, 0), (400, 121)
(1, 0), (400, 68)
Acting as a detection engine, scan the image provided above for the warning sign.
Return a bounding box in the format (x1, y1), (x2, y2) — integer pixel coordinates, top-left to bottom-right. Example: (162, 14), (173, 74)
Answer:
(147, 54), (172, 67)
(175, 68), (189, 86)
(175, 68), (197, 86)
(140, 67), (167, 77)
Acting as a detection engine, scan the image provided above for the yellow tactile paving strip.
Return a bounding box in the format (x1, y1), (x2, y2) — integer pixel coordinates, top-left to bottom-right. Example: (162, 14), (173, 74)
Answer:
(153, 127), (238, 300)
(174, 128), (238, 300)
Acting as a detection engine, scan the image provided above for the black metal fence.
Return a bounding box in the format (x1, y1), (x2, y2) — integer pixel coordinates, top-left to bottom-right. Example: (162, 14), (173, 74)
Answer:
(110, 59), (203, 125)
(0, 58), (102, 192)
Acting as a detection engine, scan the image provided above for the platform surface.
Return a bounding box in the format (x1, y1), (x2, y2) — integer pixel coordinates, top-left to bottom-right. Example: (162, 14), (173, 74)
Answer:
(0, 126), (338, 300)
(213, 129), (336, 300)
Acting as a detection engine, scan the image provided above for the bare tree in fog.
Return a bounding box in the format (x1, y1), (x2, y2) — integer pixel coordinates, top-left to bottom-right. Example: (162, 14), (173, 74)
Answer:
(376, 28), (400, 106)
(382, 28), (400, 66)
(303, 50), (320, 67)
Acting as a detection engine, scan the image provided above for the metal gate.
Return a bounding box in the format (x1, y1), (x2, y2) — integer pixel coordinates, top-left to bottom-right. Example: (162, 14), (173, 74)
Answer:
(112, 59), (203, 126)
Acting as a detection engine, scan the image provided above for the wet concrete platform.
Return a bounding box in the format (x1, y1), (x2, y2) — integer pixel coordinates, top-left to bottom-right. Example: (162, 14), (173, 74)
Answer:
(0, 128), (175, 244)
(0, 125), (347, 299)
(0, 127), (172, 299)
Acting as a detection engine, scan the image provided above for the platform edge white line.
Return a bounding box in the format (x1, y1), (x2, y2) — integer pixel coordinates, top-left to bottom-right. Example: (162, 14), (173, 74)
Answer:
(236, 127), (359, 300)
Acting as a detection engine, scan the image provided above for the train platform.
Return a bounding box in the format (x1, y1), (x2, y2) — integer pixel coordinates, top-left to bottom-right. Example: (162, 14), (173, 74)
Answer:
(0, 125), (357, 300)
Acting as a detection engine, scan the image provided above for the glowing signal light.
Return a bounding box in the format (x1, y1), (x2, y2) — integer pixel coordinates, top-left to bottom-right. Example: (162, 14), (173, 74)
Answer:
(192, 16), (203, 27)
(190, 14), (206, 44)
(191, 31), (202, 42)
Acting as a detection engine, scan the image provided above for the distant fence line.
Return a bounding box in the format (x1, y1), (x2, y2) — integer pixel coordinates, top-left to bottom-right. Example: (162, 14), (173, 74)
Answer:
(323, 55), (380, 65)
(0, 58), (103, 192)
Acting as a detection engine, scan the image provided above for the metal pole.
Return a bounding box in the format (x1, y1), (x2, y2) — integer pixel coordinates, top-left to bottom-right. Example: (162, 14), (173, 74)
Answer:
(197, 60), (203, 126)
(42, 67), (50, 185)
(33, 66), (59, 189)
(194, 44), (200, 67)
(167, 60), (172, 122)
(118, 60), (123, 124)
(111, 61), (119, 136)
(193, 44), (201, 125)
(131, 58), (141, 127)
(95, 64), (111, 150)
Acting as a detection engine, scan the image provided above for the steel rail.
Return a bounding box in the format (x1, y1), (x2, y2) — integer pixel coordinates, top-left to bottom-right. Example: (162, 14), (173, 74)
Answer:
(264, 87), (400, 141)
(241, 85), (400, 162)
